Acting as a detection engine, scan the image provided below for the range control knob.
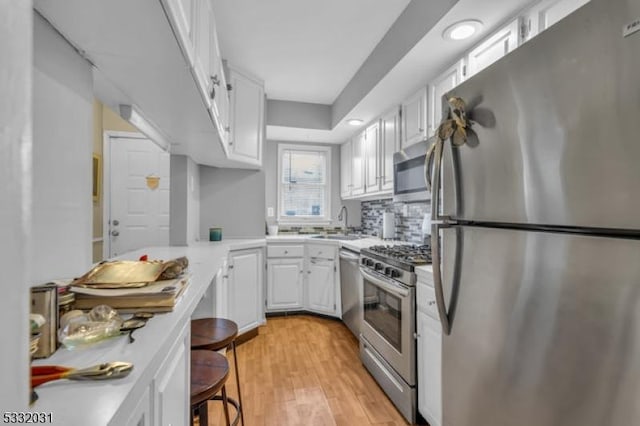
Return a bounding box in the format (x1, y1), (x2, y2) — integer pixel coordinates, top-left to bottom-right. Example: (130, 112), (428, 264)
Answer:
(365, 259), (375, 267)
(374, 262), (384, 271)
(390, 269), (401, 279)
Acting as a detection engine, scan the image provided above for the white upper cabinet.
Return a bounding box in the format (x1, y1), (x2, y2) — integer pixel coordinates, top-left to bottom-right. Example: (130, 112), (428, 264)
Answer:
(401, 87), (428, 149)
(340, 140), (353, 199)
(193, 0), (213, 109)
(164, 0), (196, 62)
(228, 66), (264, 166)
(380, 107), (400, 192)
(209, 23), (229, 145)
(521, 0), (591, 42)
(351, 132), (366, 196)
(364, 121), (381, 194)
(466, 19), (520, 78)
(428, 60), (464, 135)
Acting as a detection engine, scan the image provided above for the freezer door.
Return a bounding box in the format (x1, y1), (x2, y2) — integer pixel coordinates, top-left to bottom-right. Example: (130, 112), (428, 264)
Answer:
(441, 0), (640, 230)
(440, 225), (640, 426)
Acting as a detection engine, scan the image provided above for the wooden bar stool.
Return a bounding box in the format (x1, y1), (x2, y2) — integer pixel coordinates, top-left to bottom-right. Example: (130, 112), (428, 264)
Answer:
(191, 350), (240, 426)
(191, 318), (244, 426)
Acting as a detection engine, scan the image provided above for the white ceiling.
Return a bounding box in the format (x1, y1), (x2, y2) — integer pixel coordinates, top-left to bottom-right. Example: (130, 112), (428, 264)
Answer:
(214, 0), (540, 143)
(212, 0), (411, 104)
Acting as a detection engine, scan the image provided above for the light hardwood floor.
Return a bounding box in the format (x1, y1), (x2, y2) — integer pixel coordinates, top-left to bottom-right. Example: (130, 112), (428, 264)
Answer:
(201, 315), (415, 426)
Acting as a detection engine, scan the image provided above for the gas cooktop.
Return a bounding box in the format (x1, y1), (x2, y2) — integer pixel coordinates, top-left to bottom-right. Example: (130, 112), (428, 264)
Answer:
(363, 244), (432, 266)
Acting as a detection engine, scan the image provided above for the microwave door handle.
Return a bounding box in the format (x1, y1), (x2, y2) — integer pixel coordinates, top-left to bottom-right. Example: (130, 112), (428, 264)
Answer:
(359, 267), (410, 298)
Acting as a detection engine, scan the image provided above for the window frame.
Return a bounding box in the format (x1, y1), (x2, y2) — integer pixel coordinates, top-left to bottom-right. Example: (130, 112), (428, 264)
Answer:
(277, 143), (332, 225)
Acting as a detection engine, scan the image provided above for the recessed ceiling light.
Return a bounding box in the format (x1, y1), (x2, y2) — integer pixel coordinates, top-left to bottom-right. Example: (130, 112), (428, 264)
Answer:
(347, 119), (363, 126)
(443, 20), (483, 41)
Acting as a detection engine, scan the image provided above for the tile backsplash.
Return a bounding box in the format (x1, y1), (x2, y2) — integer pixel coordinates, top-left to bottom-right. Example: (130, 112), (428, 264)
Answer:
(361, 198), (431, 244)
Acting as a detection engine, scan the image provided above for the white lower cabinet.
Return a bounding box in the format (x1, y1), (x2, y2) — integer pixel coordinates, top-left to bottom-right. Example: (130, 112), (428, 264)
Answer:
(306, 257), (337, 315)
(417, 310), (442, 426)
(124, 386), (151, 426)
(228, 248), (265, 334)
(267, 258), (304, 310)
(153, 323), (190, 426)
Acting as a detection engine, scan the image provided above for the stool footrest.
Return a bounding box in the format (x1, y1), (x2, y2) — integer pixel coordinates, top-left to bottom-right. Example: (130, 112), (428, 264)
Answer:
(212, 396), (241, 426)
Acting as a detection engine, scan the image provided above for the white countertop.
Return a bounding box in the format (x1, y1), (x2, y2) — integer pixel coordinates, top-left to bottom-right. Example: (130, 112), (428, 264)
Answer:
(266, 234), (407, 252)
(30, 238), (265, 425)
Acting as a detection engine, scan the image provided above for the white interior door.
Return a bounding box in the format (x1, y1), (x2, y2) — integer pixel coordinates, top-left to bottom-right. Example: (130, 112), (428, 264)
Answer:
(108, 135), (170, 257)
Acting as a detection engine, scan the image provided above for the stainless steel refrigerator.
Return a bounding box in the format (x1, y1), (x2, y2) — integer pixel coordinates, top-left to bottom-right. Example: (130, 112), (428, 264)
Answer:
(429, 0), (640, 425)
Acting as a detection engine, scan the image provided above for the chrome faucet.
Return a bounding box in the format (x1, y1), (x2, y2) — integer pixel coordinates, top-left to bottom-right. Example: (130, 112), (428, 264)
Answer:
(338, 205), (348, 233)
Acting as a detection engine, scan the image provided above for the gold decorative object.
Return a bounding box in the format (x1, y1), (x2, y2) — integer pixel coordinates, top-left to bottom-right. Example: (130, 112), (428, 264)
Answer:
(146, 175), (160, 190)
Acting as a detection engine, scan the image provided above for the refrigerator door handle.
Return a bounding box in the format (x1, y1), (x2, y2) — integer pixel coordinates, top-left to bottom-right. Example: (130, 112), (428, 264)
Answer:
(430, 136), (452, 335)
(424, 140), (437, 192)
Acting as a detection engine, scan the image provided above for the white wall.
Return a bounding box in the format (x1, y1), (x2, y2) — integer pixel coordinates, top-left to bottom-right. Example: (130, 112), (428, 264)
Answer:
(264, 140), (361, 228)
(32, 12), (93, 281)
(199, 166), (266, 238)
(170, 154), (200, 245)
(0, 1), (32, 411)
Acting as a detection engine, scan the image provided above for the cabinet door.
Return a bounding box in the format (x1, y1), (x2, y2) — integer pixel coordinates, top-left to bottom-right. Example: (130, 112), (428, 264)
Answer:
(340, 140), (352, 198)
(401, 87), (428, 149)
(521, 0), (590, 42)
(306, 258), (336, 316)
(364, 121), (380, 193)
(210, 24), (229, 146)
(429, 60), (464, 135)
(466, 19), (519, 78)
(228, 67), (264, 165)
(417, 311), (442, 426)
(193, 0), (212, 109)
(229, 248), (264, 334)
(267, 258), (304, 310)
(163, 0), (195, 62)
(380, 108), (399, 191)
(124, 387), (151, 426)
(154, 325), (190, 426)
(351, 133), (365, 196)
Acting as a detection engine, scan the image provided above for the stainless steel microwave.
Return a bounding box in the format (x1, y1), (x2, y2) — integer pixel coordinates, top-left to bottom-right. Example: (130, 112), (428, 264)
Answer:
(393, 138), (433, 202)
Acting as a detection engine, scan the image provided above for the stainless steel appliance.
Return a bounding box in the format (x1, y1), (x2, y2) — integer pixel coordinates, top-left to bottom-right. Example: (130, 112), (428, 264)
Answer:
(339, 248), (362, 338)
(393, 138), (433, 202)
(428, 1), (640, 425)
(359, 245), (431, 423)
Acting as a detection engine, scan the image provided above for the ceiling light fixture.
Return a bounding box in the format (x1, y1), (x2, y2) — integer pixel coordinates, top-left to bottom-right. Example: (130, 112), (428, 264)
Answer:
(442, 20), (483, 41)
(119, 104), (172, 151)
(347, 119), (364, 126)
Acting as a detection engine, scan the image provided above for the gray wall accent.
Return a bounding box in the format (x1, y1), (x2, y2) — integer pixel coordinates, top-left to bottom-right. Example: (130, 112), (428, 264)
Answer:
(1, 2), (31, 409)
(331, 0), (458, 127)
(266, 99), (332, 130)
(170, 155), (188, 245)
(32, 12), (93, 281)
(265, 140), (361, 227)
(199, 166), (266, 238)
(170, 155), (200, 245)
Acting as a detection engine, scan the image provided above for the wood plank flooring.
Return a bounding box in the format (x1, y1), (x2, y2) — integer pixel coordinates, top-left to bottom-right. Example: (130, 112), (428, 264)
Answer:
(200, 315), (414, 426)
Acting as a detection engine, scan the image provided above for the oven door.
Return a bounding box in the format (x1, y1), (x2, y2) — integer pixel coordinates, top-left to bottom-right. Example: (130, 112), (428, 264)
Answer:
(360, 266), (416, 384)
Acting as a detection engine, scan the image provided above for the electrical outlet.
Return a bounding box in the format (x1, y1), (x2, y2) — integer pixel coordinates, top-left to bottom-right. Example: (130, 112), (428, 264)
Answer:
(267, 207), (274, 217)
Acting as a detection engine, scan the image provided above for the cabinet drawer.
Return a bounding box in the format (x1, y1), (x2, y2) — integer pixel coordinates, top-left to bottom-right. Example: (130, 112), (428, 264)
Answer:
(267, 245), (304, 258)
(417, 282), (439, 321)
(307, 244), (335, 260)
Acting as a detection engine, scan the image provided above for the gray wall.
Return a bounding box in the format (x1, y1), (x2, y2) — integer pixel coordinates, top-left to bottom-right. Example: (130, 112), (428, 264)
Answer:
(199, 166), (266, 238)
(1, 2), (31, 410)
(32, 12), (93, 281)
(170, 154), (201, 245)
(266, 100), (331, 130)
(265, 140), (361, 228)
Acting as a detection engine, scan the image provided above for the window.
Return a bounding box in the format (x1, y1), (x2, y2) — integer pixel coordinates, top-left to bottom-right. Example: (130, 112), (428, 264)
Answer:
(277, 144), (331, 223)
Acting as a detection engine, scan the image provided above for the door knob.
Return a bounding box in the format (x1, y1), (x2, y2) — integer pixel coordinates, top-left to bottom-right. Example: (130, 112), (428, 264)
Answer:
(112, 220), (119, 226)
(111, 230), (120, 236)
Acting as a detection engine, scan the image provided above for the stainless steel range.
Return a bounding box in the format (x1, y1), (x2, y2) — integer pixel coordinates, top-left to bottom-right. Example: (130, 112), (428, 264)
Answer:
(359, 244), (431, 423)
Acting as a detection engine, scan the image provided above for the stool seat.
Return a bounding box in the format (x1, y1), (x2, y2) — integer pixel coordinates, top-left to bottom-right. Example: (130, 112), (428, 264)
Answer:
(190, 350), (229, 407)
(191, 318), (238, 351)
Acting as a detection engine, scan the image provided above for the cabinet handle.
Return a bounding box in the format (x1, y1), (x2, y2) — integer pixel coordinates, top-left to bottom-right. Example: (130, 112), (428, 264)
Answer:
(428, 300), (436, 306)
(299, 270), (304, 274)
(222, 275), (229, 279)
(284, 250), (288, 254)
(419, 127), (424, 132)
(225, 126), (230, 133)
(228, 265), (234, 269)
(211, 74), (220, 86)
(210, 85), (216, 101)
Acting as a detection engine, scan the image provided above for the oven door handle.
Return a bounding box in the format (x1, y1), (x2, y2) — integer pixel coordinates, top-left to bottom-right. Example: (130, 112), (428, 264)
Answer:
(360, 267), (410, 298)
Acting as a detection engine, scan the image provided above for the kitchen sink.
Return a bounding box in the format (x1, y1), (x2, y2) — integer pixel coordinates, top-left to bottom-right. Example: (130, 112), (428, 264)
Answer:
(311, 235), (364, 241)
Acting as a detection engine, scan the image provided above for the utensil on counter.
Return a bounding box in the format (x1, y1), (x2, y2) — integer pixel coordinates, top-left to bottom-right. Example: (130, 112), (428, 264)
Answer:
(31, 361), (134, 388)
(120, 312), (154, 343)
